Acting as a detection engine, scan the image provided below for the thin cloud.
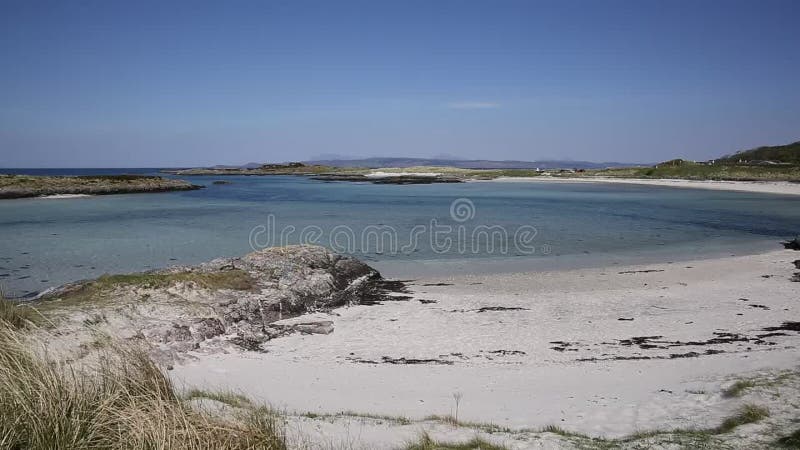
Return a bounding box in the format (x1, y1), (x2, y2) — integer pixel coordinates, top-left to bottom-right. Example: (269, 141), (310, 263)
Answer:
(447, 101), (501, 110)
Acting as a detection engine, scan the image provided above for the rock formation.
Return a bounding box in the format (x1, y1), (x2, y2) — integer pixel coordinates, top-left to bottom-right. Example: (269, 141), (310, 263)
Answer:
(30, 245), (403, 364)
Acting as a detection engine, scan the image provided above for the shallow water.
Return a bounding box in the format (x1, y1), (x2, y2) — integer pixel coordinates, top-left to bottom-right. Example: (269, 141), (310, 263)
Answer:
(1, 170), (799, 297)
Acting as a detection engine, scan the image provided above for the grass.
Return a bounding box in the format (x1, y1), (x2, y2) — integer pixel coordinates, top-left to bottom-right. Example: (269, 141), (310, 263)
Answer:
(405, 433), (507, 450)
(299, 410), (414, 425)
(0, 323), (286, 449)
(586, 162), (800, 181)
(0, 289), (38, 328)
(185, 388), (254, 409)
(715, 404), (770, 433)
(722, 379), (757, 398)
(36, 269), (256, 308)
(775, 428), (800, 448)
(423, 415), (511, 434)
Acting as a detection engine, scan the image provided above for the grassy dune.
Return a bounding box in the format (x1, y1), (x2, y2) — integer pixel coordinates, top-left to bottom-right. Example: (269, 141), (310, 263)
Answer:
(0, 323), (286, 450)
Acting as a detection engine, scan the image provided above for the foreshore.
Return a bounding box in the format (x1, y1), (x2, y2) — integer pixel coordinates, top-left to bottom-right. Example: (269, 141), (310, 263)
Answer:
(483, 176), (800, 196)
(173, 248), (800, 448)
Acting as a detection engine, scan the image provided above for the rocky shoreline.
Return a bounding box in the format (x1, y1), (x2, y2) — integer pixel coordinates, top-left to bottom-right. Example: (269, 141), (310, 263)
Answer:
(311, 173), (462, 184)
(26, 245), (406, 365)
(0, 174), (202, 199)
(164, 163), (466, 184)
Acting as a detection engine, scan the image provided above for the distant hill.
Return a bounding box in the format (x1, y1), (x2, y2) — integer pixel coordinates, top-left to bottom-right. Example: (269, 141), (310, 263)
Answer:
(716, 141), (800, 165)
(211, 162), (263, 169)
(302, 157), (636, 170)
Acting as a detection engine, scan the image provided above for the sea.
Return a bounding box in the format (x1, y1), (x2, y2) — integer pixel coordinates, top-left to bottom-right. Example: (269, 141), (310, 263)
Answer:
(1, 168), (799, 298)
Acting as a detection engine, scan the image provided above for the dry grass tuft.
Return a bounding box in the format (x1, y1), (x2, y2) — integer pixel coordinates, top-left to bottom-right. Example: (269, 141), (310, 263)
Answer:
(405, 432), (507, 450)
(0, 289), (38, 328)
(0, 324), (286, 449)
(722, 379), (756, 398)
(716, 404), (770, 433)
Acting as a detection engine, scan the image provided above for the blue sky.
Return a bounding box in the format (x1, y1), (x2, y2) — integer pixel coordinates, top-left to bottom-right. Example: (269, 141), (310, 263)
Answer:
(1, 0), (798, 167)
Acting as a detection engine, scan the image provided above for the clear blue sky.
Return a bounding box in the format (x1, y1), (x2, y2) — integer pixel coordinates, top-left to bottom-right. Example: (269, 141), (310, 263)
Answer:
(1, 0), (798, 167)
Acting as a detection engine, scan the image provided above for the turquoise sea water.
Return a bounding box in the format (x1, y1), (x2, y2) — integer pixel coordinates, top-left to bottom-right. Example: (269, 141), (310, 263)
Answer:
(1, 170), (799, 297)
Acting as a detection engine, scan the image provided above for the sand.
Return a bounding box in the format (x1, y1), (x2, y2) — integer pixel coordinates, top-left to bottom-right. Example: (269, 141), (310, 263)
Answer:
(173, 249), (800, 448)
(38, 193), (93, 199)
(484, 176), (800, 196)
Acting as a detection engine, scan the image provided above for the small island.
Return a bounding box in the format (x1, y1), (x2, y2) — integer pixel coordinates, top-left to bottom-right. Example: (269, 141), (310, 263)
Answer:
(0, 174), (203, 199)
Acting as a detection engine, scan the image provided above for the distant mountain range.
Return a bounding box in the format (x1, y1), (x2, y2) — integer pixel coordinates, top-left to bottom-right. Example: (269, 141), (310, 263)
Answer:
(210, 162), (264, 170)
(301, 157), (638, 170)
(208, 139), (799, 170)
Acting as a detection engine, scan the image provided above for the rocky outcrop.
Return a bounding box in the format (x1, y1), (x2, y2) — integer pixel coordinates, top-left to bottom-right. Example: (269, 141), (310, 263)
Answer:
(31, 245), (402, 364)
(311, 174), (462, 184)
(783, 237), (800, 250)
(0, 174), (202, 199)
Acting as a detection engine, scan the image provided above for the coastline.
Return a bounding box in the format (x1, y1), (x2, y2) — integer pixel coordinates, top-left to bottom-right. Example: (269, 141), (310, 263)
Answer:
(482, 176), (800, 196)
(173, 247), (800, 448)
(0, 174), (202, 199)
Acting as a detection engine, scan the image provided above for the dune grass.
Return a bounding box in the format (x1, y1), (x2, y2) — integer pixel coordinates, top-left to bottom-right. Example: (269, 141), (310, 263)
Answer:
(0, 324), (286, 449)
(405, 433), (507, 450)
(185, 388), (254, 409)
(716, 404), (770, 433)
(722, 379), (757, 398)
(775, 428), (800, 448)
(0, 289), (37, 328)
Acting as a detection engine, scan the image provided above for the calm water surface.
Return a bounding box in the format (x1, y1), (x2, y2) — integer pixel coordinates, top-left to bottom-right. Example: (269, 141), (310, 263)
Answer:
(1, 169), (799, 297)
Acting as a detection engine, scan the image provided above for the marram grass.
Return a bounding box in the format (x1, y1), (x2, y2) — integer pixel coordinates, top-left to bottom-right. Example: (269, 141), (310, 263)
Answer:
(0, 324), (286, 449)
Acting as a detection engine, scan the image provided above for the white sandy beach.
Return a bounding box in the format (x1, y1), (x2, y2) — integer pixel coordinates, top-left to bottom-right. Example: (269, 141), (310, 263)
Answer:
(485, 176), (800, 196)
(174, 248), (800, 448)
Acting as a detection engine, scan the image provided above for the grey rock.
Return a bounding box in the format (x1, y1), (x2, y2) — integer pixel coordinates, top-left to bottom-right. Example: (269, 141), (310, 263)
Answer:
(35, 245), (398, 363)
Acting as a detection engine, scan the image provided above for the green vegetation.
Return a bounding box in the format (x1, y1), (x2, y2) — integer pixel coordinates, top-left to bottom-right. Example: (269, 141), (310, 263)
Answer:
(35, 269), (256, 309)
(405, 433), (507, 450)
(94, 270), (257, 291)
(423, 415), (511, 434)
(722, 379), (757, 398)
(185, 388), (254, 409)
(0, 174), (200, 199)
(0, 324), (286, 450)
(299, 410), (414, 425)
(587, 162), (800, 181)
(717, 140), (800, 165)
(716, 404), (770, 433)
(775, 428), (800, 448)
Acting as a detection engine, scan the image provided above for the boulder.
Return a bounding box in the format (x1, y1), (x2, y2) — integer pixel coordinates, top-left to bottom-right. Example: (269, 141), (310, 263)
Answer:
(783, 237), (800, 250)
